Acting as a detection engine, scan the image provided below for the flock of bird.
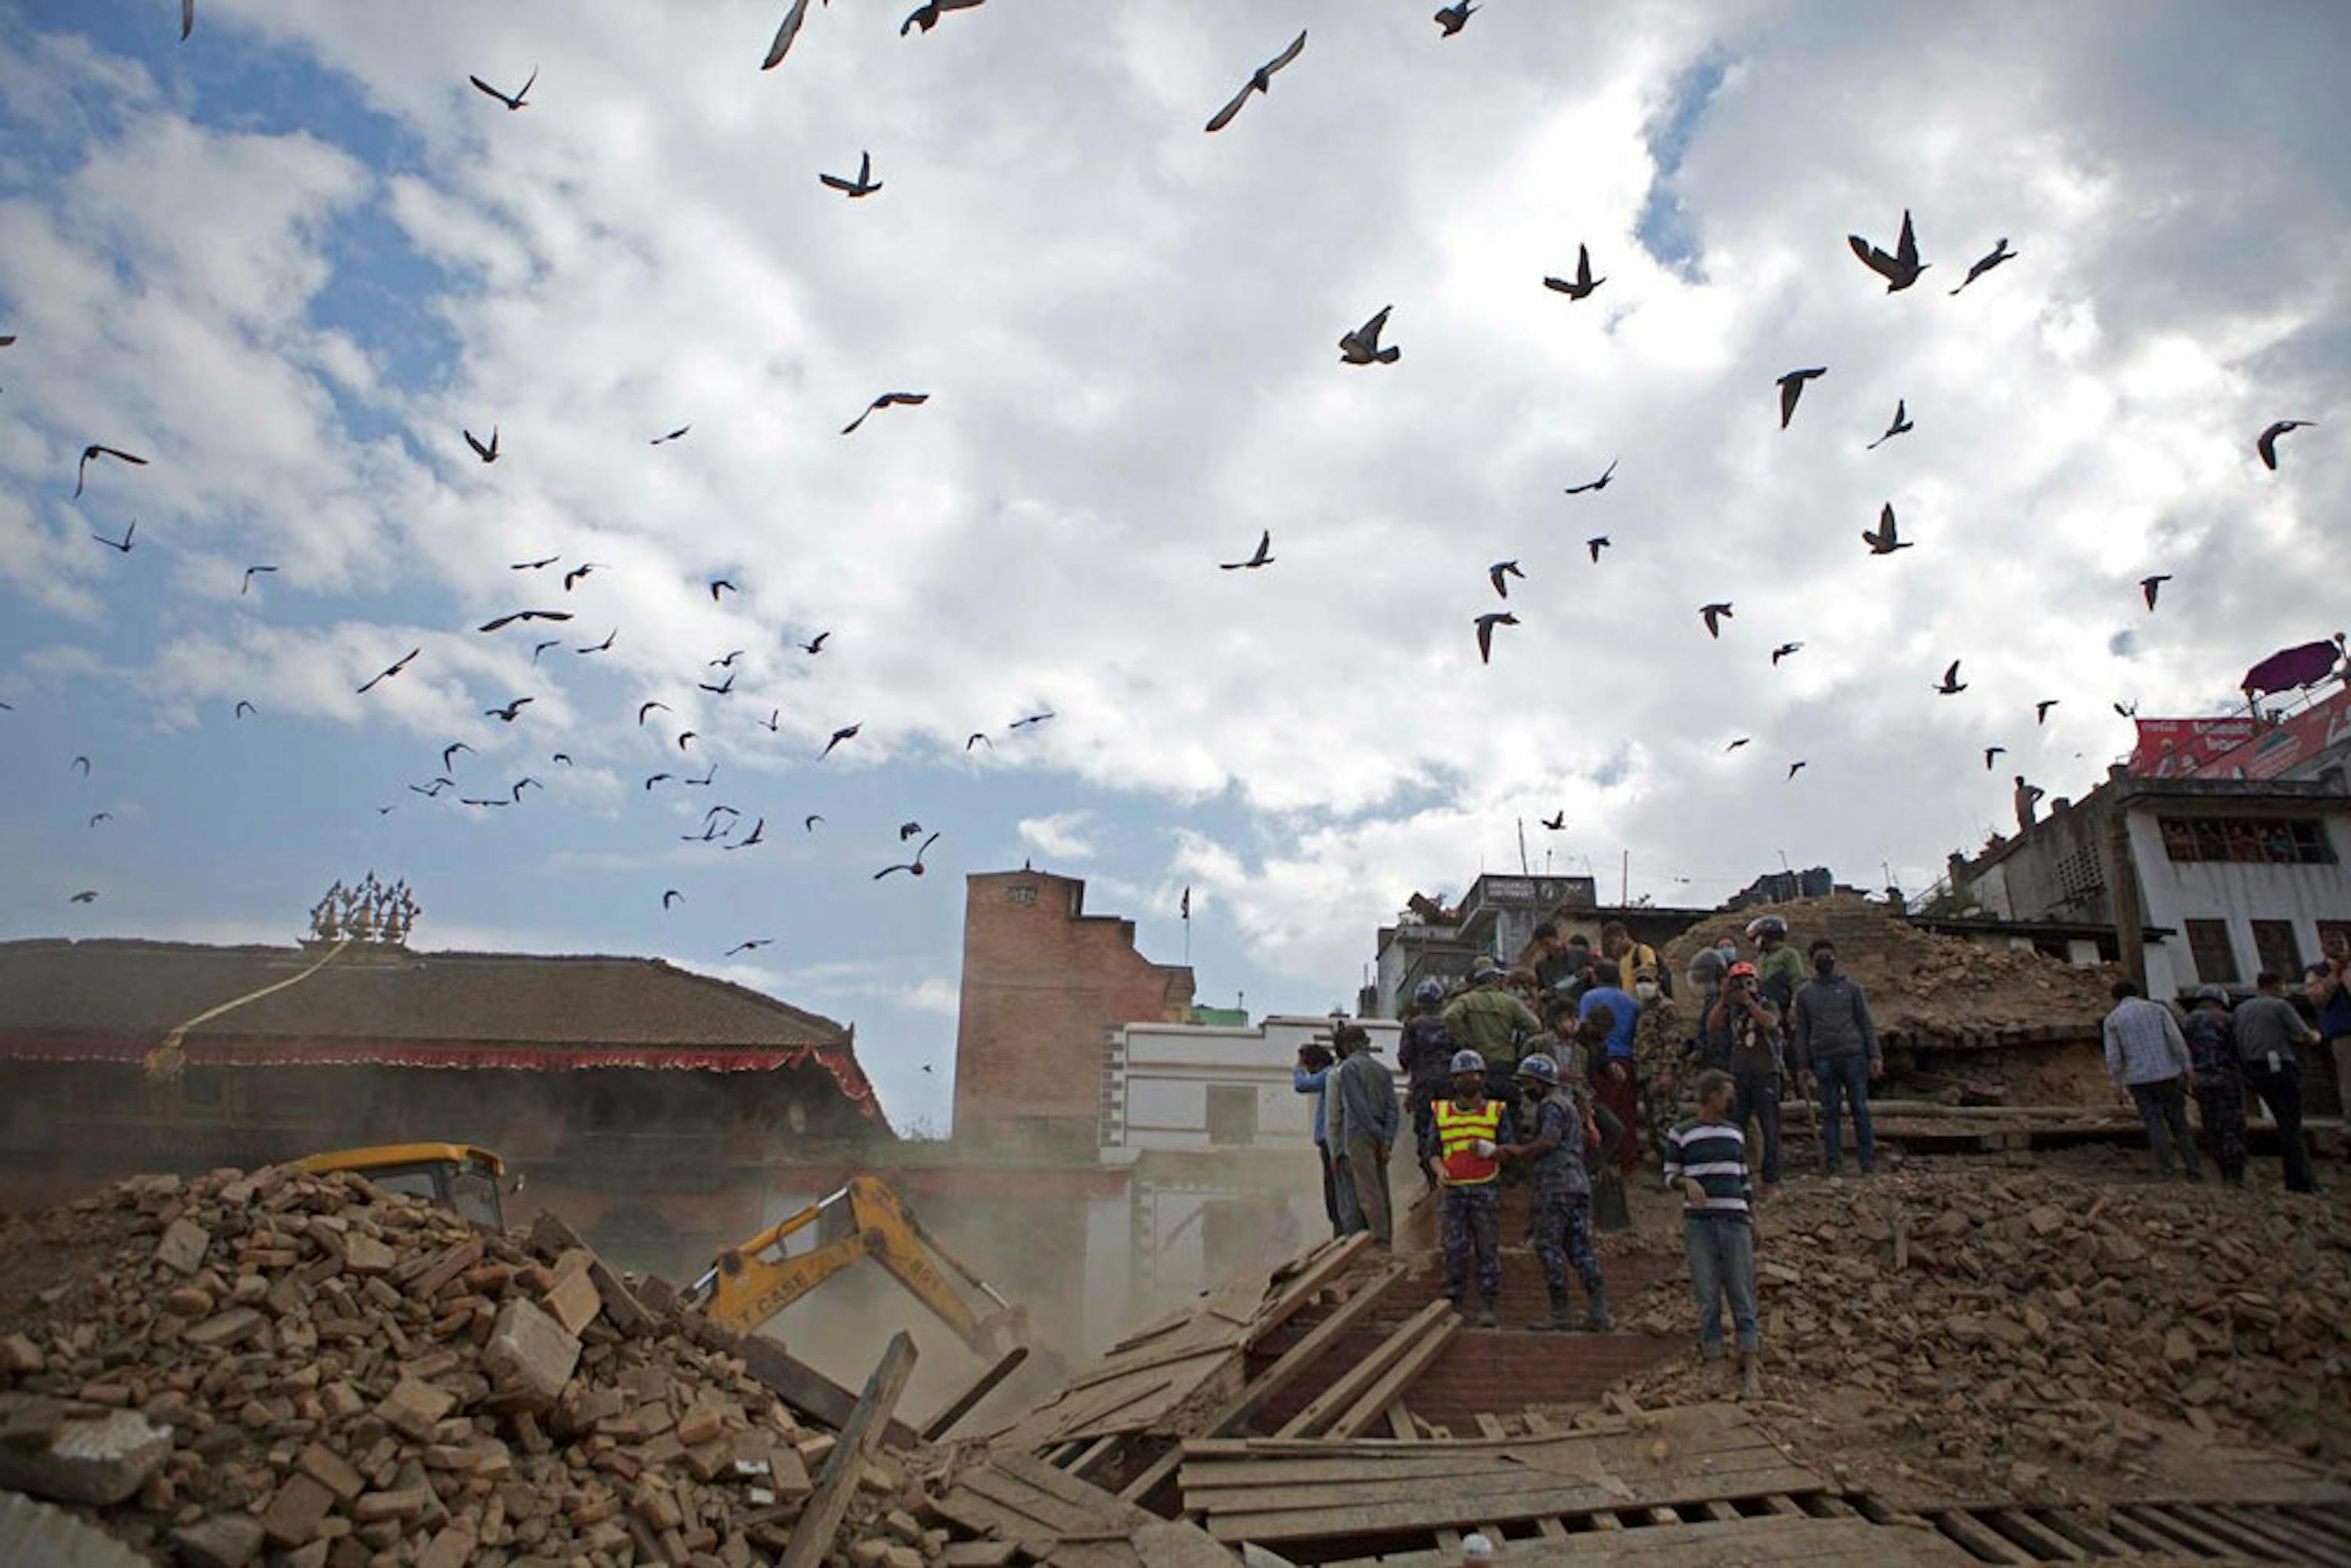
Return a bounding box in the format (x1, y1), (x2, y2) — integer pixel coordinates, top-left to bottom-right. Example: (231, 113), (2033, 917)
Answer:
(13, 4), (2332, 955)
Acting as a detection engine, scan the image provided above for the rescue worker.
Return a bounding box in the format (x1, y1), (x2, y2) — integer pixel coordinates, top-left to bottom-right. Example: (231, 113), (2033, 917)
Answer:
(1433, 1049), (1505, 1326)
(1443, 955), (1545, 1104)
(1396, 978), (1457, 1190)
(1503, 1053), (1610, 1331)
(1747, 914), (1804, 1016)
(1600, 921), (1664, 994)
(2182, 986), (2248, 1186)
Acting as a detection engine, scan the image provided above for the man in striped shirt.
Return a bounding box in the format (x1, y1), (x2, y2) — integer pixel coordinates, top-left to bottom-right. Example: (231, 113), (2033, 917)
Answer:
(1664, 1069), (1761, 1398)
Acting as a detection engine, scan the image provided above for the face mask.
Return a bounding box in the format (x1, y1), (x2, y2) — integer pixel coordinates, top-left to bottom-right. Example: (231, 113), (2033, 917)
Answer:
(1634, 980), (1659, 1002)
(1814, 956), (1836, 976)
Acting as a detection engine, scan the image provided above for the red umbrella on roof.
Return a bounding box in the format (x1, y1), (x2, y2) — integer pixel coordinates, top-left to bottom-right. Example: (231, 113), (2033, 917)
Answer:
(2241, 636), (2346, 697)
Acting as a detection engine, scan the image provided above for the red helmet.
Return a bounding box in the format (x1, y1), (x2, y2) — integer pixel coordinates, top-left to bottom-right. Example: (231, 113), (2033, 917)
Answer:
(1726, 961), (1759, 980)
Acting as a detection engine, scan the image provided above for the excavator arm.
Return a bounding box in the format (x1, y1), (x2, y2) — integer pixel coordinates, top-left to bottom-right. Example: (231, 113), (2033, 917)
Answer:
(686, 1175), (1025, 1360)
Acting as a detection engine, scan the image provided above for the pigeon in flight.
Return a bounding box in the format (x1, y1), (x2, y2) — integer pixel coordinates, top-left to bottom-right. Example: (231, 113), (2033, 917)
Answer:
(711, 579), (737, 601)
(1848, 208), (1926, 292)
(484, 697), (534, 723)
(1862, 504), (1913, 555)
(650, 425), (690, 445)
(1220, 531), (1274, 570)
(90, 520), (135, 554)
(1542, 244), (1604, 299)
(74, 444), (147, 498)
(1539, 812), (1565, 831)
(1585, 536), (1610, 563)
(2036, 700), (2059, 725)
(2256, 419), (2313, 471)
(1771, 642), (1803, 665)
(1204, 29), (1307, 134)
(875, 831), (941, 879)
(822, 723), (860, 757)
(1434, 2), (1476, 36)
(241, 564), (277, 594)
(562, 563), (604, 592)
(709, 650), (744, 668)
(841, 392), (927, 434)
(511, 777), (541, 800)
(1009, 710), (1055, 730)
(1935, 660), (1968, 695)
(1563, 459), (1617, 495)
(898, 820), (925, 841)
(1473, 612), (1517, 664)
(724, 939), (774, 956)
(1775, 368), (1826, 429)
(357, 648), (420, 694)
(638, 702), (669, 726)
(512, 555), (557, 571)
(1985, 747), (2007, 770)
(967, 732), (991, 750)
(1725, 737), (1751, 751)
(1949, 237), (2015, 295)
(805, 814), (824, 831)
(1488, 560), (1523, 598)
(71, 755), (90, 776)
(901, 0), (983, 35)
(410, 779), (454, 798)
(552, 752), (573, 765)
(531, 639), (560, 664)
(1788, 761), (1807, 779)
(1700, 602), (1733, 638)
(763, 0), (812, 67)
(89, 813), (114, 827)
(180, 0), (193, 41)
(820, 151), (882, 198)
(698, 670), (737, 697)
(478, 609), (572, 632)
(233, 700), (255, 719)
(463, 425), (500, 462)
(1338, 306), (1400, 365)
(644, 773), (674, 790)
(468, 68), (537, 110)
(1866, 400), (1912, 451)
(2140, 574), (2172, 611)
(663, 889), (683, 909)
(70, 890), (99, 904)
(677, 731), (698, 751)
(799, 631), (831, 654)
(760, 709), (781, 733)
(443, 743), (472, 771)
(577, 629), (616, 654)
(726, 817), (768, 850)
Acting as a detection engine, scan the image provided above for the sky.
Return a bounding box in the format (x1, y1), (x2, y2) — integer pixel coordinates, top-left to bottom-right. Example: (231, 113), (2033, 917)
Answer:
(1, 0), (2345, 1135)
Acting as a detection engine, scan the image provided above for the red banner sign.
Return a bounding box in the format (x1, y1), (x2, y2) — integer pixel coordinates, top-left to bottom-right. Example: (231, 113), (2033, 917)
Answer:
(2190, 686), (2351, 781)
(2128, 717), (2261, 777)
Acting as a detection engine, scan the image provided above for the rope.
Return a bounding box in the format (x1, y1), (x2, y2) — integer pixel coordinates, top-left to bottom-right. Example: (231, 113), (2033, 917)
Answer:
(143, 936), (352, 1083)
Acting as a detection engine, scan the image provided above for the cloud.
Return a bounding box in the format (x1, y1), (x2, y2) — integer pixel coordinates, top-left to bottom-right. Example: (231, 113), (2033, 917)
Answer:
(1016, 809), (1098, 860)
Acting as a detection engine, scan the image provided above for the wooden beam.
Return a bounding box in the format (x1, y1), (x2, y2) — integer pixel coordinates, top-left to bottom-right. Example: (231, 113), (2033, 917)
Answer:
(779, 1331), (918, 1568)
(1978, 1508), (2085, 1561)
(2119, 1503), (2263, 1561)
(721, 1327), (920, 1448)
(1275, 1298), (1452, 1439)
(2165, 1504), (2304, 1563)
(1247, 1233), (1374, 1349)
(1325, 1318), (1459, 1440)
(1930, 1510), (2035, 1565)
(921, 1345), (1029, 1443)
(1384, 1398), (1415, 1441)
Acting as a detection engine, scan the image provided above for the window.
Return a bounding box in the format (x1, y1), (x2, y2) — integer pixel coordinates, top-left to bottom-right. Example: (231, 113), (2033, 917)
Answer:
(2251, 921), (2304, 980)
(1205, 1085), (1258, 1147)
(2184, 920), (2240, 986)
(2157, 816), (2338, 865)
(1005, 884), (1037, 906)
(2320, 920), (2351, 961)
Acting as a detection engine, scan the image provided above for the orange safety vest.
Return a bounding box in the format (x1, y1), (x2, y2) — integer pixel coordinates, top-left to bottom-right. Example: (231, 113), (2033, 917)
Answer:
(1433, 1097), (1502, 1186)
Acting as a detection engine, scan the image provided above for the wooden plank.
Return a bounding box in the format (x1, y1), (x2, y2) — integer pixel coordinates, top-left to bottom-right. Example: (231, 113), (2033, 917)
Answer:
(2220, 1507), (2351, 1563)
(1064, 1434), (1121, 1479)
(922, 1345), (1030, 1442)
(1534, 1516), (1568, 1541)
(1759, 1495), (1805, 1517)
(779, 1331), (918, 1568)
(1474, 1414), (1507, 1439)
(2024, 1509), (2138, 1559)
(719, 1327), (921, 1448)
(1523, 1411), (1556, 1434)
(2284, 1506), (2351, 1547)
(1385, 1398), (1415, 1441)
(2120, 1502), (2266, 1560)
(1327, 1318), (1460, 1440)
(1979, 1508), (2085, 1561)
(2081, 1508), (2174, 1555)
(992, 1450), (1157, 1523)
(1181, 1435), (1795, 1493)
(2168, 1503), (2299, 1562)
(1644, 1507), (1683, 1526)
(1247, 1233), (1374, 1349)
(1929, 1511), (2035, 1566)
(1274, 1298), (1453, 1438)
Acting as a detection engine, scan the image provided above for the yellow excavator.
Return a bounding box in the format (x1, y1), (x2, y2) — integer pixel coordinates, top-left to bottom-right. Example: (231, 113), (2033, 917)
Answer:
(298, 1143), (512, 1230)
(682, 1175), (1027, 1360)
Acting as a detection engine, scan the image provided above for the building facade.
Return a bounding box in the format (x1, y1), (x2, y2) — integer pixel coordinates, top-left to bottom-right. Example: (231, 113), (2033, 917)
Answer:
(1368, 874), (1717, 1018)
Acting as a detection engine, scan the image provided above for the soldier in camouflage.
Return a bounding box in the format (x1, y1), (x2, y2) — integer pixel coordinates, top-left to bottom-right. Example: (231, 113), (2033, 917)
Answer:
(1504, 1053), (1610, 1331)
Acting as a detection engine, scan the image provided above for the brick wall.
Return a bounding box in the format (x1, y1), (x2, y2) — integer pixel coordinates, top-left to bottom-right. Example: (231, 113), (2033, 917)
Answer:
(952, 871), (1194, 1150)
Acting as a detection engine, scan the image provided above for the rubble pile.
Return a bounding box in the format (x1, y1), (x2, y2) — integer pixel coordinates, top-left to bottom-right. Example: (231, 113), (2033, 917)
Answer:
(0, 1167), (948, 1568)
(1661, 894), (2121, 1039)
(1610, 1168), (2351, 1496)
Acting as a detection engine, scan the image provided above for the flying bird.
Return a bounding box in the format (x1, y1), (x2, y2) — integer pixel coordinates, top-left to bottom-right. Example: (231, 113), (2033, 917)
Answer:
(562, 563), (604, 592)
(357, 648), (420, 694)
(1473, 612), (1517, 665)
(1487, 560), (1523, 598)
(241, 565), (277, 594)
(233, 700), (255, 719)
(511, 777), (541, 800)
(1771, 642), (1803, 665)
(1220, 530), (1274, 570)
(677, 731), (697, 751)
(1433, 2), (1476, 36)
(1338, 306), (1400, 365)
(966, 732), (991, 750)
(898, 821), (925, 841)
(724, 939), (774, 956)
(463, 425), (500, 462)
(1788, 761), (1807, 779)
(89, 812), (111, 827)
(484, 697), (534, 723)
(2114, 701), (2139, 719)
(512, 555), (558, 571)
(1775, 368), (1826, 429)
(1935, 660), (1968, 695)
(1563, 459), (1617, 495)
(763, 0), (811, 68)
(799, 632), (830, 654)
(900, 0), (984, 35)
(711, 579), (737, 601)
(180, 0), (194, 41)
(531, 639), (561, 664)
(2255, 419), (2313, 472)
(443, 743), (472, 772)
(663, 889), (683, 909)
(822, 723), (860, 757)
(409, 779), (454, 798)
(1847, 208), (1926, 292)
(650, 425), (690, 445)
(683, 762), (716, 788)
(1009, 710), (1055, 730)
(478, 609), (572, 632)
(1542, 244), (1604, 300)
(1866, 400), (1913, 451)
(2140, 574), (2172, 611)
(1861, 504), (1913, 555)
(1726, 737), (1751, 751)
(697, 671), (736, 697)
(726, 817), (768, 850)
(71, 755), (90, 775)
(1985, 747), (2007, 770)
(875, 831), (941, 879)
(74, 445), (147, 498)
(1539, 812), (1565, 831)
(1204, 29), (1307, 134)
(1949, 237), (2015, 295)
(709, 650), (745, 668)
(467, 68), (536, 111)
(805, 815), (824, 831)
(2036, 700), (2059, 725)
(1700, 602), (1733, 638)
(841, 393), (928, 435)
(759, 709), (781, 733)
(1585, 536), (1610, 563)
(819, 151), (882, 198)
(552, 752), (572, 765)
(70, 891), (98, 904)
(638, 701), (670, 725)
(644, 773), (674, 790)
(90, 520), (135, 553)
